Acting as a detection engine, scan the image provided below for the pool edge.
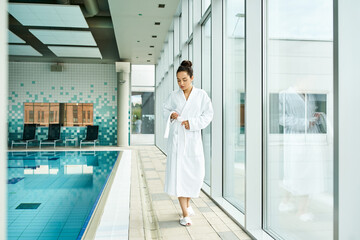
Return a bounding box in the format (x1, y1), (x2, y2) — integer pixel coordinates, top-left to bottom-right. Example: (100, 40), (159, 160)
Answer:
(80, 151), (125, 240)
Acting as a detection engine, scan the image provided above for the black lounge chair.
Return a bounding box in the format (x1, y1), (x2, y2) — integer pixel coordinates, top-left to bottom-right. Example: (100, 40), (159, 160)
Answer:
(80, 125), (99, 148)
(11, 124), (37, 149)
(39, 124), (61, 149)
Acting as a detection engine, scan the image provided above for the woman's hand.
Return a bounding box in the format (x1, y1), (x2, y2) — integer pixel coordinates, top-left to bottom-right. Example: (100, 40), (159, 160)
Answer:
(181, 120), (190, 130)
(171, 112), (179, 120)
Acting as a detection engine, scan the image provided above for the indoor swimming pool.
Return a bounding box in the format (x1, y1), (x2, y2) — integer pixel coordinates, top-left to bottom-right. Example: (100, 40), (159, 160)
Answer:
(7, 150), (120, 240)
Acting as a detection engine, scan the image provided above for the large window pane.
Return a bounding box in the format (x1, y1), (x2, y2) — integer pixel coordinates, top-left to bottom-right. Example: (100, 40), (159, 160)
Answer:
(131, 92), (154, 134)
(202, 17), (211, 186)
(265, 0), (333, 239)
(189, 0), (193, 36)
(223, 0), (245, 211)
(202, 0), (210, 15)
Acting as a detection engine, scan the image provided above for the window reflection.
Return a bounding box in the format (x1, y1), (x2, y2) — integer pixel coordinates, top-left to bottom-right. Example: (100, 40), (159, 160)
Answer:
(265, 0), (333, 239)
(24, 102), (93, 126)
(202, 17), (211, 186)
(223, 0), (245, 211)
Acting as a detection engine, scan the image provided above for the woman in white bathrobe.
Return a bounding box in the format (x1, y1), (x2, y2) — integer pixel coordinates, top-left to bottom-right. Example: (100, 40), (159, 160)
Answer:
(163, 60), (213, 226)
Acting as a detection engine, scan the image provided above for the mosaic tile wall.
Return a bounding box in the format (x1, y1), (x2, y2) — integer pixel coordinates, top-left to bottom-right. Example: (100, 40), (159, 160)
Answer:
(8, 62), (118, 146)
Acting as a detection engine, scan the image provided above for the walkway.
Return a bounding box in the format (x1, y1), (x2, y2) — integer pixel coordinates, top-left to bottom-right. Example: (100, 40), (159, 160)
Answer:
(129, 146), (252, 240)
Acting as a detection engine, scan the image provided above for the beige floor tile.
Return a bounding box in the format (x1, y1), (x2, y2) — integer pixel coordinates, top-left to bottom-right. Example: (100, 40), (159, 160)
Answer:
(210, 223), (231, 232)
(160, 227), (189, 236)
(161, 234), (192, 240)
(129, 228), (145, 237)
(190, 232), (221, 240)
(187, 225), (217, 234)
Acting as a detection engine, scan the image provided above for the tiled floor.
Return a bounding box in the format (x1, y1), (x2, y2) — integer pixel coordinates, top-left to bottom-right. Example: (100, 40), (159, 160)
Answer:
(129, 146), (252, 240)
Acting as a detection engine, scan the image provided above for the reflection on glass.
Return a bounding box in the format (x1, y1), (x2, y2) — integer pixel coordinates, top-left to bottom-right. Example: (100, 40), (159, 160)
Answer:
(202, 17), (211, 186)
(23, 102), (93, 126)
(189, 0), (193, 36)
(131, 92), (155, 134)
(188, 40), (193, 62)
(265, 0), (333, 239)
(223, 0), (245, 211)
(202, 0), (210, 15)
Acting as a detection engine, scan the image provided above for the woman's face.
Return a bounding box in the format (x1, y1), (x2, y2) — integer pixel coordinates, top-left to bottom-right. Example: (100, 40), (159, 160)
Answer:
(177, 71), (194, 91)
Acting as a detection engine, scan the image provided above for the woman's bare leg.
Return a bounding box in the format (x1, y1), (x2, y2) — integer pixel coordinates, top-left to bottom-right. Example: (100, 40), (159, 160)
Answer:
(178, 197), (189, 217)
(187, 197), (191, 208)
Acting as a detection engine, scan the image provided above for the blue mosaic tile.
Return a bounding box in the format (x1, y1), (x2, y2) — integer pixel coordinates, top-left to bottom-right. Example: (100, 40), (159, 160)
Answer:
(8, 62), (119, 146)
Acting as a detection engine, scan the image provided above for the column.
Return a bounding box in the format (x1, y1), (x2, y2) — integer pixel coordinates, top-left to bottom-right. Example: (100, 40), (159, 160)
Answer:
(336, 0), (360, 238)
(0, 0), (7, 239)
(116, 62), (131, 147)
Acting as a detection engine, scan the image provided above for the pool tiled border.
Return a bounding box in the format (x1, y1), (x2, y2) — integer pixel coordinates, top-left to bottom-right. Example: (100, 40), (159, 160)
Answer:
(76, 151), (123, 240)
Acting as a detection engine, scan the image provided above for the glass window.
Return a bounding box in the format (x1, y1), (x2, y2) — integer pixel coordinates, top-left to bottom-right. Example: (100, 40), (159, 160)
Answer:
(23, 103), (93, 127)
(202, 0), (210, 15)
(189, 0), (193, 36)
(131, 92), (155, 134)
(188, 40), (193, 62)
(223, 0), (245, 211)
(202, 16), (211, 186)
(265, 0), (333, 239)
(179, 14), (182, 52)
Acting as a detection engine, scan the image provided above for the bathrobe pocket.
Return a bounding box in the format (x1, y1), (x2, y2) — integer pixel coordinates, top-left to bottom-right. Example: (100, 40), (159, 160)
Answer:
(185, 131), (203, 158)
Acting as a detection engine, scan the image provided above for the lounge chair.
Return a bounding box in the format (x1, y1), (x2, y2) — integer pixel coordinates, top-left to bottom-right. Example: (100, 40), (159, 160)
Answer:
(39, 124), (61, 149)
(80, 125), (99, 148)
(11, 124), (37, 149)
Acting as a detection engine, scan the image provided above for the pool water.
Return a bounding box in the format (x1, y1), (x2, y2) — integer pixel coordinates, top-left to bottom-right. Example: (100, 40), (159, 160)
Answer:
(7, 151), (120, 240)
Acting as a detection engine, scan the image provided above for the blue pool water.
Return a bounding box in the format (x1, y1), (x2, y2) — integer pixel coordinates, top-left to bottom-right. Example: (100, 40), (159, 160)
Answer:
(7, 151), (120, 240)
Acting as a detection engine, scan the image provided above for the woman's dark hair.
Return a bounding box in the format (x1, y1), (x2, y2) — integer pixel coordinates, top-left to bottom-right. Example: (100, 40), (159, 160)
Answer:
(177, 60), (193, 78)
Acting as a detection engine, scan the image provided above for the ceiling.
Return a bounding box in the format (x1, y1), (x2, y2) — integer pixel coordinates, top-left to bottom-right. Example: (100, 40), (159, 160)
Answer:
(8, 0), (180, 64)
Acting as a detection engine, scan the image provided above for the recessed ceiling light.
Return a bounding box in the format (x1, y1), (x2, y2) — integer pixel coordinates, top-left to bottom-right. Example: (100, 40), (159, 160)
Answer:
(152, 35), (157, 38)
(147, 60), (151, 62)
(150, 46), (154, 48)
(138, 13), (142, 16)
(158, 4), (165, 8)
(148, 53), (152, 56)
(137, 40), (140, 43)
(155, 22), (160, 25)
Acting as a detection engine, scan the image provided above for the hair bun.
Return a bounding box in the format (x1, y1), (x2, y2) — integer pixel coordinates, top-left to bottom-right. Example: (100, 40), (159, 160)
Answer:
(180, 60), (192, 68)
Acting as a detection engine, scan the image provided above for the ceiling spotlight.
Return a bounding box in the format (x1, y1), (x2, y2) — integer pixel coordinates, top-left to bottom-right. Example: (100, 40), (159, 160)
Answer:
(148, 53), (152, 56)
(152, 35), (157, 38)
(150, 46), (154, 48)
(138, 13), (142, 16)
(158, 4), (165, 8)
(137, 40), (140, 43)
(155, 22), (160, 25)
(147, 60), (151, 62)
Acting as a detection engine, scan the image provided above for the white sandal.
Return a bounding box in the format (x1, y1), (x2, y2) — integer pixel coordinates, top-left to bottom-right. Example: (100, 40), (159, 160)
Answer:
(187, 206), (195, 216)
(180, 216), (192, 226)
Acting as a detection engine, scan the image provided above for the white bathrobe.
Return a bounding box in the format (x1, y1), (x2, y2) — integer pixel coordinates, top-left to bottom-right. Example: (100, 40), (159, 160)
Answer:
(163, 86), (213, 198)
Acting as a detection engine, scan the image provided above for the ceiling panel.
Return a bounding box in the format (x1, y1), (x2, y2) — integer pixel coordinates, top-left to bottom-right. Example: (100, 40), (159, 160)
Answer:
(8, 30), (25, 44)
(48, 46), (102, 58)
(9, 45), (42, 56)
(29, 29), (97, 46)
(108, 0), (181, 64)
(8, 3), (88, 28)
